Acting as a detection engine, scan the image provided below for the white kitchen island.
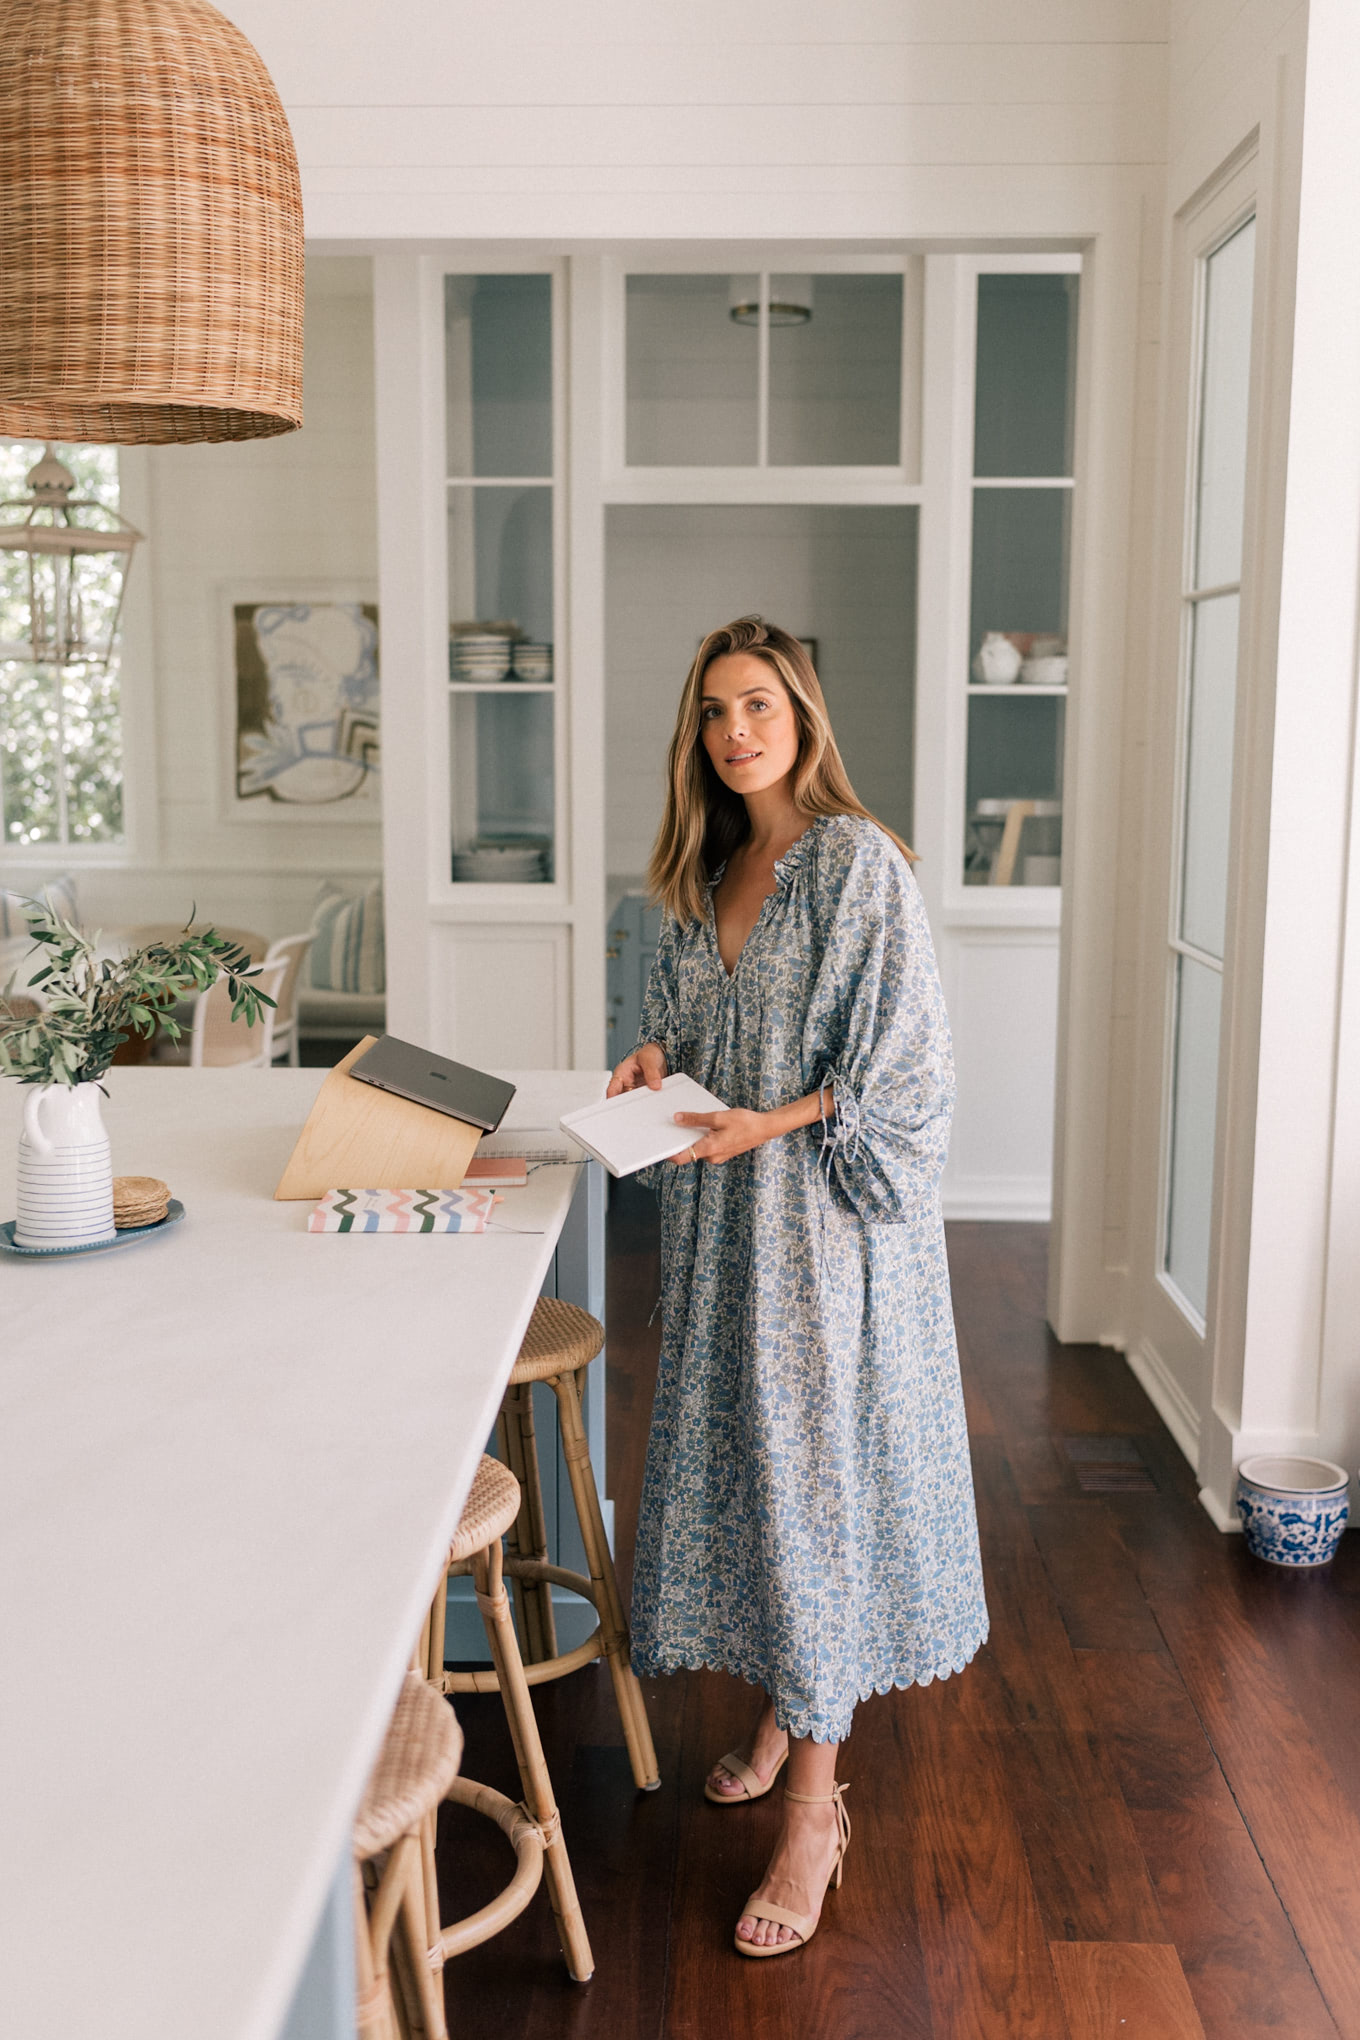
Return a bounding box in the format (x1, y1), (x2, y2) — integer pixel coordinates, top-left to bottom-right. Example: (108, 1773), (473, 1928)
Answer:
(0, 1065), (609, 2040)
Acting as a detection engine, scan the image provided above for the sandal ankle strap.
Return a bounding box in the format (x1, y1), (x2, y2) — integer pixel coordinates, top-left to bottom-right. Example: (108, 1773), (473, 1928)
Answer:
(784, 1783), (847, 1805)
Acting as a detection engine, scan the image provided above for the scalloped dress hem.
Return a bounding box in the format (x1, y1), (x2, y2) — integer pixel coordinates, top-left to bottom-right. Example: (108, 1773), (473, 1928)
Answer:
(630, 1629), (990, 1745)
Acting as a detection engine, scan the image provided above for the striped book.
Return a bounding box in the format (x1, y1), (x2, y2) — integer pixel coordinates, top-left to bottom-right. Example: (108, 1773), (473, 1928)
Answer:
(308, 1187), (498, 1233)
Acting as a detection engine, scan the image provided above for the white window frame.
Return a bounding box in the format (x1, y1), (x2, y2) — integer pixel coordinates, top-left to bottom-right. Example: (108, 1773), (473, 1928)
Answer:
(1156, 199), (1259, 1334)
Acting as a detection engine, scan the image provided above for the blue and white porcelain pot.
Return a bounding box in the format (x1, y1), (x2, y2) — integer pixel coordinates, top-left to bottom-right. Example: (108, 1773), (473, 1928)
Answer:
(1235, 1455), (1350, 1568)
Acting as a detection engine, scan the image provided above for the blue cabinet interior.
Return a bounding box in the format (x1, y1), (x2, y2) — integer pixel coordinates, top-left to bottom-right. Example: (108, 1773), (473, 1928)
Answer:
(606, 890), (663, 1060)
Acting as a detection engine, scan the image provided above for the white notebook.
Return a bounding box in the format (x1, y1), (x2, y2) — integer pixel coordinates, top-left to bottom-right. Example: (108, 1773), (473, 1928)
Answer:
(559, 1073), (727, 1179)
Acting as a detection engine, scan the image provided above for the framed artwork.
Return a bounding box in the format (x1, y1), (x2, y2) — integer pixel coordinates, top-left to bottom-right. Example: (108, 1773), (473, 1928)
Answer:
(225, 589), (380, 822)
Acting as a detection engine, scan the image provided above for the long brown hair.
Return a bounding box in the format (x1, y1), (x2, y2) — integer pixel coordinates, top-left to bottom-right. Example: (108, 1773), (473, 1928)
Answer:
(647, 615), (915, 924)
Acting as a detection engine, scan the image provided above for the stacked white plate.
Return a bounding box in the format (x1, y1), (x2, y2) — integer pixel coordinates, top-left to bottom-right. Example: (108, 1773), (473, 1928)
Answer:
(511, 641), (553, 682)
(450, 633), (513, 683)
(452, 839), (549, 883)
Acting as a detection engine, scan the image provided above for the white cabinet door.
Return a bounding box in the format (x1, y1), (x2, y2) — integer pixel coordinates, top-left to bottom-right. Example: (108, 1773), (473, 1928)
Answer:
(429, 922), (571, 1066)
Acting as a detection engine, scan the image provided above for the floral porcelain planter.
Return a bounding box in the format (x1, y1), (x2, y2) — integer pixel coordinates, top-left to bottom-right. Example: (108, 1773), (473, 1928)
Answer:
(15, 1082), (116, 1250)
(1234, 1455), (1350, 1568)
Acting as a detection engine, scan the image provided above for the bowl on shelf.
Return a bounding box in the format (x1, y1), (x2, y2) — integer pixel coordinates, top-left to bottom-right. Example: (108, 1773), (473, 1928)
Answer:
(450, 633), (513, 684)
(510, 641), (553, 683)
(1019, 655), (1069, 687)
(451, 838), (550, 883)
(1234, 1455), (1350, 1567)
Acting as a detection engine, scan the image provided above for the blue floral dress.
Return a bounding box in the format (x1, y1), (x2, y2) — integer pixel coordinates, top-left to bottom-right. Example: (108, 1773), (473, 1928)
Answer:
(629, 814), (988, 1744)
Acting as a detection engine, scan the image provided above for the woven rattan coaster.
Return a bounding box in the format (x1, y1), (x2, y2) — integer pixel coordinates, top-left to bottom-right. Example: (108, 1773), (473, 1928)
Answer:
(113, 1175), (171, 1229)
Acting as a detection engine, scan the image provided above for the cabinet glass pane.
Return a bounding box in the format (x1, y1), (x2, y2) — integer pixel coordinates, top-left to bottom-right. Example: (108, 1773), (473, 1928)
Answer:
(604, 502), (917, 873)
(1194, 219), (1255, 591)
(446, 487), (553, 646)
(1165, 953), (1222, 1318)
(768, 274), (902, 465)
(626, 274), (758, 466)
(449, 691), (553, 881)
(444, 275), (552, 478)
(1180, 592), (1238, 959)
(964, 697), (1064, 885)
(969, 489), (1070, 666)
(974, 275), (1078, 478)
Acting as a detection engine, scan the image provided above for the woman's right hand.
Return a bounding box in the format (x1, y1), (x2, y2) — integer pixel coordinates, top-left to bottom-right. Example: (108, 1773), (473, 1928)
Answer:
(607, 1041), (668, 1097)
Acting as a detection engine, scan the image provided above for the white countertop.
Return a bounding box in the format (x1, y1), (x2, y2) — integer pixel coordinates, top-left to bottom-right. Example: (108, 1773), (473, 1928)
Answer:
(0, 1065), (606, 2040)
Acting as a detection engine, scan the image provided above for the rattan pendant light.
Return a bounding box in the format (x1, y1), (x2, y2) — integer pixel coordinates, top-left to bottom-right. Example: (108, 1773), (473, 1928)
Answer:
(0, 0), (303, 444)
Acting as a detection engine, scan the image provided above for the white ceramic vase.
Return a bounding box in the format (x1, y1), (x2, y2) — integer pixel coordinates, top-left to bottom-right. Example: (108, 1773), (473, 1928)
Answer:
(971, 632), (1023, 685)
(16, 1082), (116, 1249)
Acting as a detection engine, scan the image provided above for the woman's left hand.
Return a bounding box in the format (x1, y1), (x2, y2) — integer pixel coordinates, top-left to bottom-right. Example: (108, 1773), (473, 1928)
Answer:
(669, 1108), (769, 1166)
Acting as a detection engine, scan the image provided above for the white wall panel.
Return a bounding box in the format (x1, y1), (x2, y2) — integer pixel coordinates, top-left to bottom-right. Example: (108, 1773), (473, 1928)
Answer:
(942, 933), (1059, 1219)
(430, 924), (571, 1068)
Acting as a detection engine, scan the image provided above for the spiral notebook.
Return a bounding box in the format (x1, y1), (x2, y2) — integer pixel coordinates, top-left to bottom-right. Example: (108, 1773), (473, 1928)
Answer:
(559, 1074), (727, 1179)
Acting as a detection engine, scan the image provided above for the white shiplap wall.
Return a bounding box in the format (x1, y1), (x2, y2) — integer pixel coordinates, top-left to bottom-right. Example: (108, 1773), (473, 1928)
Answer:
(224, 2), (1168, 239)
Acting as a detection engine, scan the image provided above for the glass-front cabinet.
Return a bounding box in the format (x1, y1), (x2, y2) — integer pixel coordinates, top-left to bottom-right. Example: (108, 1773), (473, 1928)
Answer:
(620, 266), (916, 477)
(444, 272), (559, 884)
(962, 265), (1078, 890)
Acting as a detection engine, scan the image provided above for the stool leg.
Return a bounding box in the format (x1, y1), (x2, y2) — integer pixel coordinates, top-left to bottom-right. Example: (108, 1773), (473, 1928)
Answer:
(394, 1833), (448, 2040)
(354, 1864), (398, 2040)
(474, 1540), (594, 1982)
(553, 1368), (660, 1791)
(425, 1567), (448, 1685)
(502, 1385), (559, 1664)
(496, 1406), (539, 1661)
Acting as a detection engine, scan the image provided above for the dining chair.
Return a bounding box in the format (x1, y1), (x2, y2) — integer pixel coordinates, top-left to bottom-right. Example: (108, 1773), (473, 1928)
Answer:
(187, 957), (289, 1068)
(260, 932), (314, 1066)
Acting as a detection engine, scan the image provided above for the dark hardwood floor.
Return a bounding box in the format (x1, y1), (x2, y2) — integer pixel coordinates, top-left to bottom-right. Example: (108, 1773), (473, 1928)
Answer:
(434, 1192), (1360, 2039)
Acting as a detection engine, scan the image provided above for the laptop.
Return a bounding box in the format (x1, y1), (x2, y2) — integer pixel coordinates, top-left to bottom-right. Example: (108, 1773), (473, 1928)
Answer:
(349, 1035), (516, 1134)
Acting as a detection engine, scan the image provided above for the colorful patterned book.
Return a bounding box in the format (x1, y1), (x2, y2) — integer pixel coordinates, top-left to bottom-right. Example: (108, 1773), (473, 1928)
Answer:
(308, 1187), (499, 1233)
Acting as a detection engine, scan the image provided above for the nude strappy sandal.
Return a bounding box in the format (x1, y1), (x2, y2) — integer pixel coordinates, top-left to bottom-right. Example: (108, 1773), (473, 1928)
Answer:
(733, 1782), (851, 1958)
(703, 1744), (789, 1805)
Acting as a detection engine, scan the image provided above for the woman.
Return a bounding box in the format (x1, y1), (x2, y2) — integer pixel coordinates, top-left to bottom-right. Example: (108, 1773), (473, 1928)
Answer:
(608, 617), (988, 1958)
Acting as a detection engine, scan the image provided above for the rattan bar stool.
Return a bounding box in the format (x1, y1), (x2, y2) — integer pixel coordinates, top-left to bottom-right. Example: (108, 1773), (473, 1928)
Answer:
(422, 1451), (594, 1983)
(352, 1672), (462, 2040)
(426, 1296), (660, 1793)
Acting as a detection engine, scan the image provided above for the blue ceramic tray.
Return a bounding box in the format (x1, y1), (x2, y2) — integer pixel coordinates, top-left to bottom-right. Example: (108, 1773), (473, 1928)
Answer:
(0, 1199), (185, 1259)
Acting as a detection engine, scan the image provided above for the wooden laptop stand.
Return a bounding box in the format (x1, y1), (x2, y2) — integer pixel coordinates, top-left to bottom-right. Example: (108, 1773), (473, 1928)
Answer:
(274, 1036), (483, 1200)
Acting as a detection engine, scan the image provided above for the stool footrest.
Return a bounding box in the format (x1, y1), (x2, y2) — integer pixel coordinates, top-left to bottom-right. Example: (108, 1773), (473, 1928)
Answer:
(440, 1631), (604, 1693)
(436, 1779), (545, 1961)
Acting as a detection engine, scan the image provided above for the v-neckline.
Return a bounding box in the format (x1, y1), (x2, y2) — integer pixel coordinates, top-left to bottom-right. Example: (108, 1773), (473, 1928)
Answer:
(707, 819), (819, 983)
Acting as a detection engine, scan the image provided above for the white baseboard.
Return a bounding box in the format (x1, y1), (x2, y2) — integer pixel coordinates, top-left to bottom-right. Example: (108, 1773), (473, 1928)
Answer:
(1125, 1336), (1200, 1470)
(942, 1176), (1052, 1222)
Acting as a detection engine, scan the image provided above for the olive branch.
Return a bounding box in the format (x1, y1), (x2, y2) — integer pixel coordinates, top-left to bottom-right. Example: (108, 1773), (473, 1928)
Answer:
(0, 904), (275, 1088)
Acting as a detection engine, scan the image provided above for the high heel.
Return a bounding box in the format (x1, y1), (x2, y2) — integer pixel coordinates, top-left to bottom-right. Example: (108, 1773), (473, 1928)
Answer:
(733, 1783), (851, 1958)
(703, 1744), (789, 1805)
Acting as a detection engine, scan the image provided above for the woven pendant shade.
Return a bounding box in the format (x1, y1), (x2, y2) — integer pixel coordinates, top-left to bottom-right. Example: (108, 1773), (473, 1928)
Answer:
(0, 0), (303, 444)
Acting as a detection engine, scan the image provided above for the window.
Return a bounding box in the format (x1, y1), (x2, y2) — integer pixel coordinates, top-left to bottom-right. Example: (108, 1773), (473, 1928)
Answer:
(0, 441), (125, 848)
(1161, 216), (1256, 1323)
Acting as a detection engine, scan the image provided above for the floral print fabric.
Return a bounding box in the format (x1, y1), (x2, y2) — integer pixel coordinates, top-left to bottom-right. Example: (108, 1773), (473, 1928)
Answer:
(629, 815), (988, 1743)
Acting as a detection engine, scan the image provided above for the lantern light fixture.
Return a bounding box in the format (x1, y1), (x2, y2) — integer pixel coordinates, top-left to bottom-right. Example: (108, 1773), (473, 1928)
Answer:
(0, 445), (142, 671)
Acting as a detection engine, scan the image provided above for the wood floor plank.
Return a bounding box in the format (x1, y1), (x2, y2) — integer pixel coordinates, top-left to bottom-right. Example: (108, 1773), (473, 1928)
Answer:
(1026, 1500), (1167, 1653)
(998, 1726), (1166, 1945)
(902, 1709), (1071, 2039)
(1050, 1941), (1205, 2040)
(1080, 1648), (1339, 2039)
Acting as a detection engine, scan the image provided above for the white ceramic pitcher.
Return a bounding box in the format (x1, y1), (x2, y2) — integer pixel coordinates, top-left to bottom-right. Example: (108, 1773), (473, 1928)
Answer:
(16, 1083), (116, 1250)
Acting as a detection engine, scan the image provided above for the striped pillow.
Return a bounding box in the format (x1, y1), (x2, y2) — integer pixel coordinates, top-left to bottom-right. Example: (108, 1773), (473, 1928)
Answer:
(0, 873), (78, 939)
(308, 881), (385, 994)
